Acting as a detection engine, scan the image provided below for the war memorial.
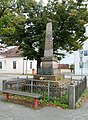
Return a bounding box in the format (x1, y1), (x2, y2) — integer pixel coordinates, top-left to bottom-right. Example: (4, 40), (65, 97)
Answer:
(34, 20), (58, 80)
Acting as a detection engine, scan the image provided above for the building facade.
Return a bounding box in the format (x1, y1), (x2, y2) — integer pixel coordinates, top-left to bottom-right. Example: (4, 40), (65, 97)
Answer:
(0, 46), (37, 74)
(75, 25), (88, 75)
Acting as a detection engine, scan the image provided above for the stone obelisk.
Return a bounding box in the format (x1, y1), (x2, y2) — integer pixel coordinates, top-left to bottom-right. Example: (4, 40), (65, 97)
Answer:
(34, 20), (58, 80)
(44, 20), (53, 57)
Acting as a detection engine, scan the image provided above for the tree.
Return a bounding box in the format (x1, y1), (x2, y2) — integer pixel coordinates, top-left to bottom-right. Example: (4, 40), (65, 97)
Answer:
(0, 0), (26, 40)
(1, 0), (88, 71)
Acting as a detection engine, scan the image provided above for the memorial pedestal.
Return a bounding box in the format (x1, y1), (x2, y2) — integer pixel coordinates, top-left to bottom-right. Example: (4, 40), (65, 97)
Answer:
(34, 56), (59, 80)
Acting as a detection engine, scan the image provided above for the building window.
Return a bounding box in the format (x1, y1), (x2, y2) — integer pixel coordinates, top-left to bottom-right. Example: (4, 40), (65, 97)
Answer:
(83, 62), (88, 68)
(13, 61), (16, 69)
(0, 62), (2, 69)
(30, 62), (32, 69)
(84, 50), (88, 56)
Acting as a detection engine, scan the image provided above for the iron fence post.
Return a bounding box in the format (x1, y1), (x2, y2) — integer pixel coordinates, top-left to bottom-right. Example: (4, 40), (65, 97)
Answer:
(48, 80), (50, 101)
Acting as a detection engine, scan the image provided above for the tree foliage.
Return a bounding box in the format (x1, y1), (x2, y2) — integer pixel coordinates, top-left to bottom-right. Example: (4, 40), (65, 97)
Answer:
(0, 0), (88, 68)
(0, 0), (26, 40)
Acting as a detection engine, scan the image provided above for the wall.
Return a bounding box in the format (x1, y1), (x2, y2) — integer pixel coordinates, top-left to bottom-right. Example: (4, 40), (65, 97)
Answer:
(23, 59), (37, 74)
(0, 56), (37, 74)
(74, 26), (88, 75)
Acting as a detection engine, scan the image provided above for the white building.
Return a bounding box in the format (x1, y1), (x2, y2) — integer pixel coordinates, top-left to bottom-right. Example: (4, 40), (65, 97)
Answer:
(0, 46), (37, 74)
(75, 25), (88, 75)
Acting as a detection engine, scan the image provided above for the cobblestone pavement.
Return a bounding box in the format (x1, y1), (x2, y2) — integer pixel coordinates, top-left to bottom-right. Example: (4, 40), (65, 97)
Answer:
(0, 99), (88, 120)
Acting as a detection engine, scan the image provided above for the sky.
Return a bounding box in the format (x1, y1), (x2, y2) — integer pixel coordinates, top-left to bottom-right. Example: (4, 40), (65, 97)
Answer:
(36, 0), (47, 3)
(36, 0), (62, 3)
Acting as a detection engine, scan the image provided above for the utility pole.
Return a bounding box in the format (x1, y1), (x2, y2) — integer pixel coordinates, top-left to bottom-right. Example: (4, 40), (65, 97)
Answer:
(40, 0), (43, 3)
(79, 50), (83, 80)
(39, 0), (44, 10)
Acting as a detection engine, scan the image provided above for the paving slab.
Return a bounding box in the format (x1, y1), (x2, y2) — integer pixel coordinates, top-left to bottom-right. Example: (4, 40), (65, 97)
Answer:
(0, 100), (88, 120)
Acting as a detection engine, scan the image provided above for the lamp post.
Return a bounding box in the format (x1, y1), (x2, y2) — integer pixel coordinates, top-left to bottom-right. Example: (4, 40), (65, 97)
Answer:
(79, 50), (83, 80)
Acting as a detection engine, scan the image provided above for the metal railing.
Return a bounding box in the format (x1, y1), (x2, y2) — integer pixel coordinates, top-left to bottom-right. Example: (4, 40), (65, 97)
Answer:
(69, 76), (87, 109)
(3, 76), (87, 109)
(3, 79), (70, 102)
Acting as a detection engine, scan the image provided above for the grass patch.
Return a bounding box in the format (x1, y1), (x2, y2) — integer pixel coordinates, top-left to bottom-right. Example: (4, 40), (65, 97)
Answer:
(1, 93), (69, 109)
(39, 98), (69, 109)
(39, 93), (69, 109)
(76, 89), (88, 108)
